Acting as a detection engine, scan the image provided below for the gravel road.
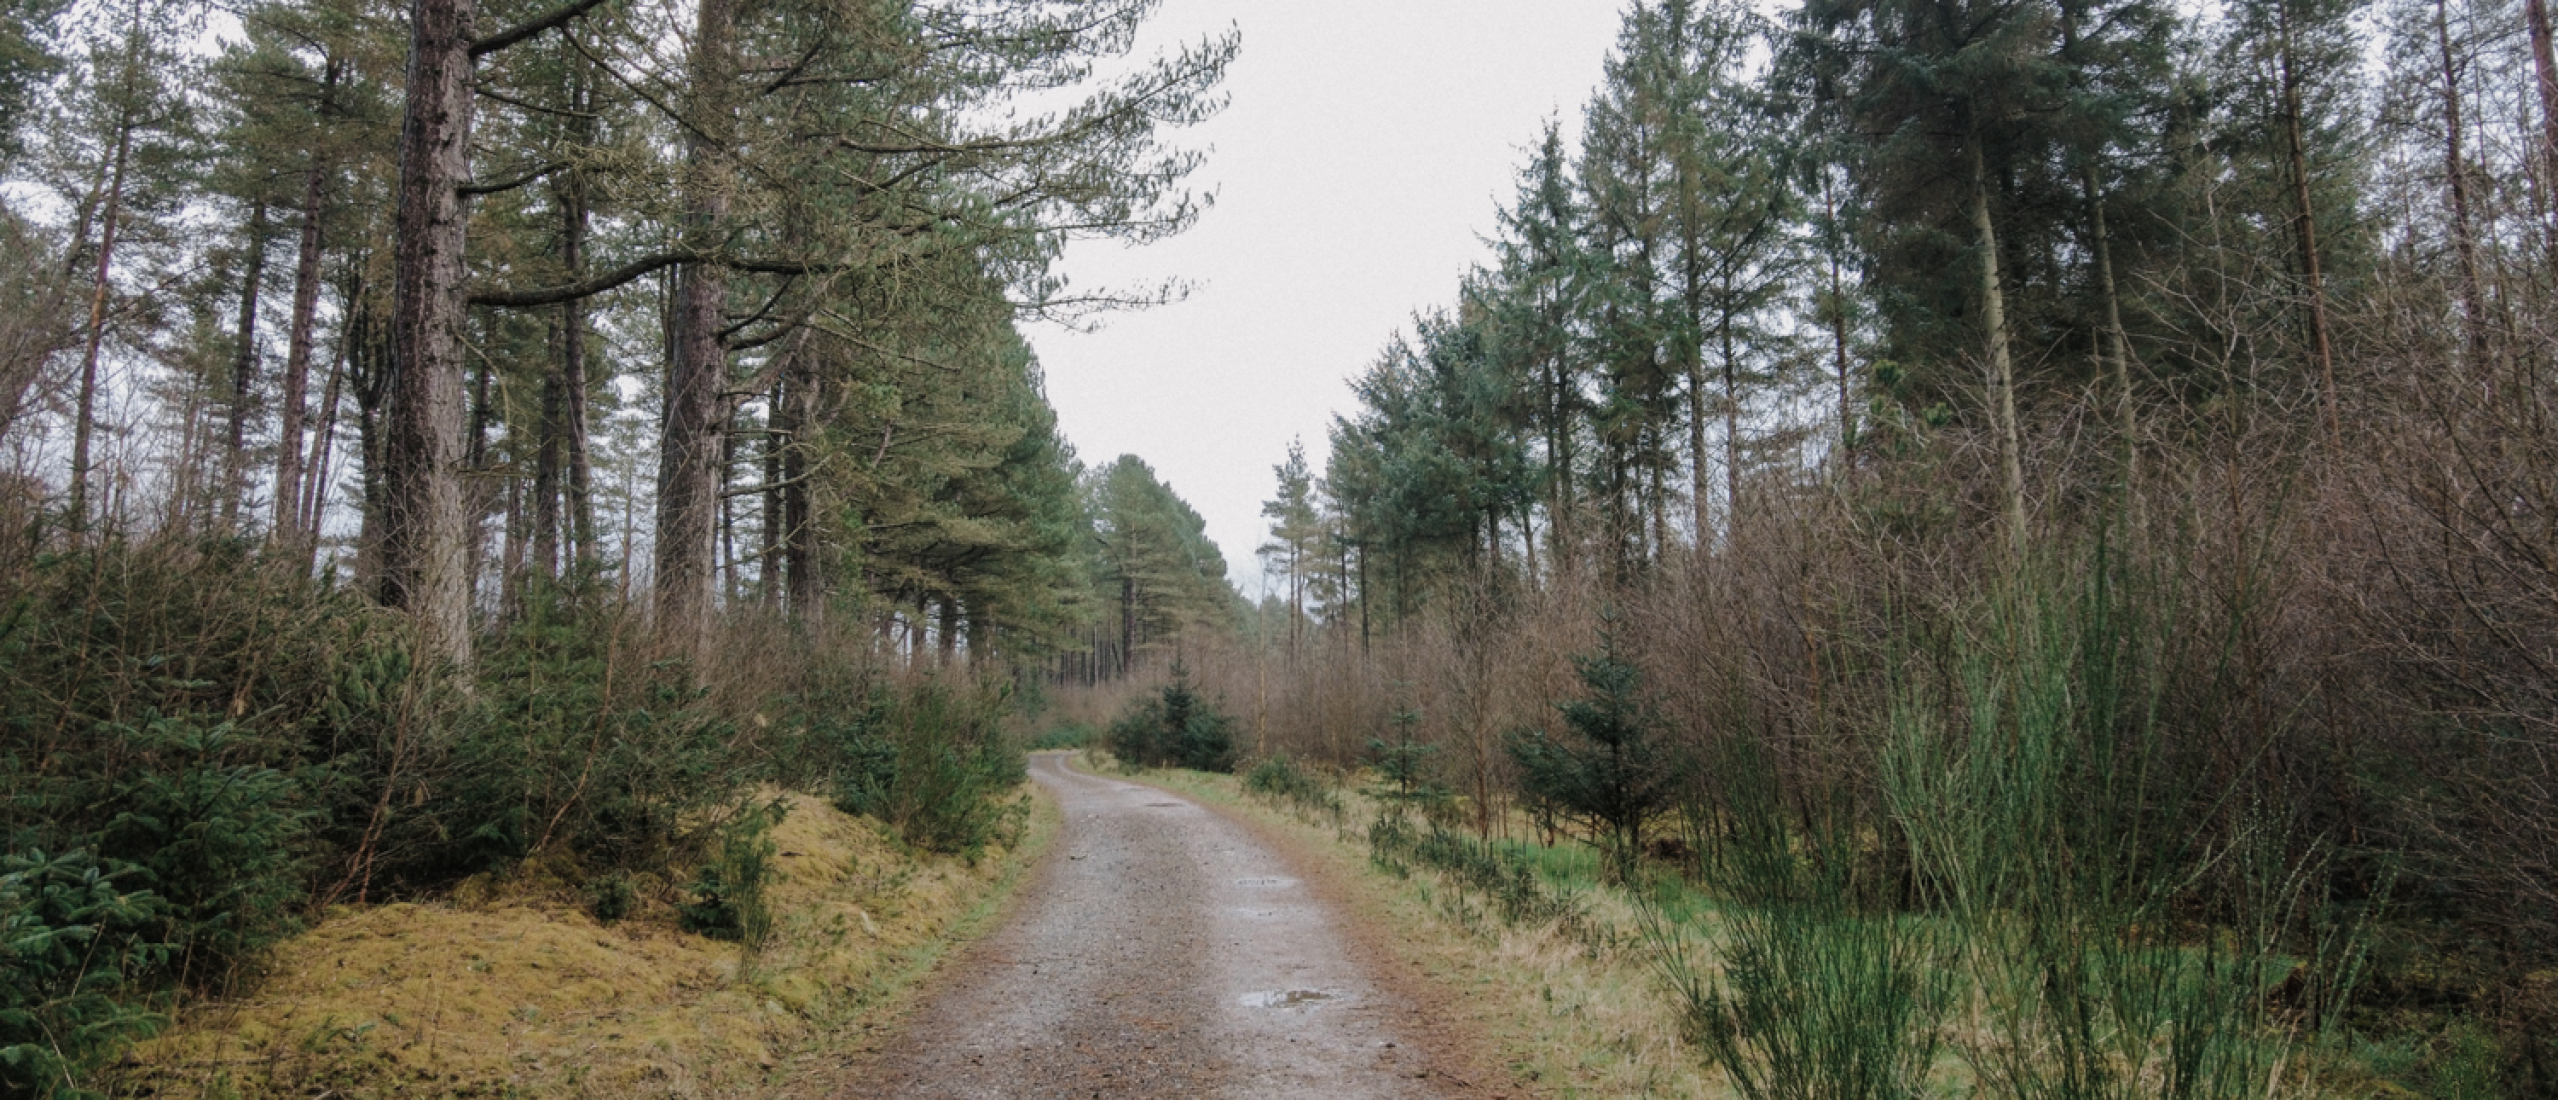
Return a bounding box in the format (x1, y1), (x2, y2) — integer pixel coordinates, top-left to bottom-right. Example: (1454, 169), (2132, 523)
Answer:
(849, 752), (1484, 1099)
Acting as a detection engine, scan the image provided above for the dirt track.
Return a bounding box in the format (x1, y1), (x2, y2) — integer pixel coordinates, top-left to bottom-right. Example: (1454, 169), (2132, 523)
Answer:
(848, 753), (1488, 1099)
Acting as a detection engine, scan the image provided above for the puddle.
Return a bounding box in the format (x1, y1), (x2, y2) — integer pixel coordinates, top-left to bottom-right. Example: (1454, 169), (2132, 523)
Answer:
(1241, 989), (1340, 1009)
(1233, 877), (1294, 888)
(1144, 802), (1182, 808)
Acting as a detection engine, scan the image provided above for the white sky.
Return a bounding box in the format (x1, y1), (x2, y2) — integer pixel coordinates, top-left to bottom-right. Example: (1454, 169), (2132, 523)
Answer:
(1027, 1), (1628, 595)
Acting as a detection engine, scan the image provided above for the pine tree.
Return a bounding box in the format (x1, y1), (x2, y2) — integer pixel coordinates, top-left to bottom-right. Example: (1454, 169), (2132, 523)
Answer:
(1505, 628), (1682, 881)
(1486, 121), (1595, 572)
(1259, 438), (1323, 652)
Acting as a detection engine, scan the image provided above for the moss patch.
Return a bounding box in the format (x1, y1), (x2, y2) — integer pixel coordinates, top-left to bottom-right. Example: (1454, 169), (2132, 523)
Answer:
(118, 787), (1056, 1099)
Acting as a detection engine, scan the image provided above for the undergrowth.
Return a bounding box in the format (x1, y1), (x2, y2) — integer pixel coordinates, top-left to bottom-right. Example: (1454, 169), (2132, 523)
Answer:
(0, 541), (1040, 1097)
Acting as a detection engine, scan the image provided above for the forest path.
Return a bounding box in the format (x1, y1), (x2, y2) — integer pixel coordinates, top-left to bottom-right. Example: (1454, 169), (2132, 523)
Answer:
(845, 752), (1489, 1099)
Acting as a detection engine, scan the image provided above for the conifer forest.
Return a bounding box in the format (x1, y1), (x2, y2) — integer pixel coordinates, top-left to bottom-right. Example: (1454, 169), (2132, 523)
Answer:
(0, 0), (2554, 1092)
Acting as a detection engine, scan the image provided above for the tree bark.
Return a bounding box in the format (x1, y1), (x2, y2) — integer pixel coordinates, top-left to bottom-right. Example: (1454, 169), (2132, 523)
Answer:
(781, 351), (819, 616)
(2434, 0), (2486, 361)
(464, 345), (495, 608)
(531, 311), (563, 583)
(274, 113), (335, 542)
(1970, 141), (2028, 560)
(1823, 173), (1855, 474)
(937, 594), (959, 665)
(2528, 0), (2558, 249)
(221, 201), (270, 530)
(2278, 0), (2342, 448)
(758, 378), (782, 607)
(69, 94), (133, 544)
(652, 0), (737, 659)
(380, 0), (480, 666)
(2084, 166), (2137, 496)
(559, 167), (596, 570)
(1719, 279), (1741, 534)
(299, 333), (346, 564)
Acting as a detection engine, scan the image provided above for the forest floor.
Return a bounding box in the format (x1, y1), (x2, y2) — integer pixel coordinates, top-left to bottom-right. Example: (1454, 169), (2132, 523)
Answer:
(826, 751), (1517, 1099)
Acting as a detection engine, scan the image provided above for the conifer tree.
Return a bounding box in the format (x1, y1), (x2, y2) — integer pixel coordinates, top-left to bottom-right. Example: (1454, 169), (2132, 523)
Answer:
(1505, 628), (1681, 881)
(1259, 438), (1322, 651)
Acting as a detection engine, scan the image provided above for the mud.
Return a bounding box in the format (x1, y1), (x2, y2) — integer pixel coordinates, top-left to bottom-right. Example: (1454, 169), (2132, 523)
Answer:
(847, 753), (1481, 1099)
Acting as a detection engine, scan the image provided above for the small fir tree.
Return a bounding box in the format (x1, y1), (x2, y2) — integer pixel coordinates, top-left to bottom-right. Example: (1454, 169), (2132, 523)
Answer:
(1506, 629), (1682, 881)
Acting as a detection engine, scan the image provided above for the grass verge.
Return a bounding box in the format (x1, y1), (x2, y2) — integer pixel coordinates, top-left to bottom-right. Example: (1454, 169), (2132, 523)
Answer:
(112, 784), (1059, 1099)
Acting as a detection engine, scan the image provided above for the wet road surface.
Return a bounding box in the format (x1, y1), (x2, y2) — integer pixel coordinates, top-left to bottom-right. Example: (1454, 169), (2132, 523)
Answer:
(849, 753), (1471, 1099)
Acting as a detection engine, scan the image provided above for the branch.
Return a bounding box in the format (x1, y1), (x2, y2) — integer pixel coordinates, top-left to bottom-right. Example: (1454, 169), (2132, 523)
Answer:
(458, 161), (566, 196)
(471, 0), (615, 57)
(476, 85), (599, 120)
(468, 251), (693, 307)
(720, 327), (812, 405)
(469, 252), (851, 308)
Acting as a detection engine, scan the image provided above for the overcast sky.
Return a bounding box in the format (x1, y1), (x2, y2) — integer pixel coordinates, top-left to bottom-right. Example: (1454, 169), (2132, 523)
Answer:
(1025, 1), (1628, 595)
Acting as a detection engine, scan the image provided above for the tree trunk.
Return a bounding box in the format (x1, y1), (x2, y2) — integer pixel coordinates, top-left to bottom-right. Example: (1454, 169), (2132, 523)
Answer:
(70, 98), (133, 544)
(652, 0), (737, 659)
(2278, 0), (2342, 447)
(2061, 0), (2135, 499)
(781, 353), (819, 616)
(532, 313), (563, 584)
(1970, 141), (2028, 560)
(1823, 173), (1855, 473)
(1119, 562), (1136, 675)
(937, 595), (959, 665)
(500, 463), (525, 616)
(560, 171), (596, 569)
(273, 126), (334, 542)
(464, 347), (495, 610)
(299, 333), (346, 566)
(2434, 0), (2486, 361)
(2528, 0), (2558, 250)
(2084, 166), (2137, 496)
(758, 379), (781, 608)
(1547, 336), (1574, 572)
(1687, 353), (1709, 549)
(1719, 287), (1741, 533)
(380, 0), (480, 666)
(221, 201), (270, 529)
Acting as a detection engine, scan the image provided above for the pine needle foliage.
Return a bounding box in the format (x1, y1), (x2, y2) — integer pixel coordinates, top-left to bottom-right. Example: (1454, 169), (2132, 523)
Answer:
(1506, 628), (1683, 882)
(1105, 661), (1236, 773)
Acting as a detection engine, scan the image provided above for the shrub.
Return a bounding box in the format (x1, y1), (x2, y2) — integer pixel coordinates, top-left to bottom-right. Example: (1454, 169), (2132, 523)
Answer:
(1244, 755), (1342, 821)
(1105, 662), (1235, 773)
(680, 803), (782, 946)
(1027, 722), (1093, 750)
(1368, 707), (1452, 820)
(1505, 630), (1682, 882)
(91, 715), (314, 987)
(584, 874), (635, 924)
(441, 587), (735, 879)
(827, 676), (1028, 859)
(0, 849), (170, 1099)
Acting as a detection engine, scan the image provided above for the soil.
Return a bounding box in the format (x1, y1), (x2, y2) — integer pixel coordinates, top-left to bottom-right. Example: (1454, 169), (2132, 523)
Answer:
(841, 753), (1511, 1099)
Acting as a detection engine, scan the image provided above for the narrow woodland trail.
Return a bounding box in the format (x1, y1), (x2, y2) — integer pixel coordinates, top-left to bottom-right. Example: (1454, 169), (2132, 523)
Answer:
(847, 753), (1492, 1099)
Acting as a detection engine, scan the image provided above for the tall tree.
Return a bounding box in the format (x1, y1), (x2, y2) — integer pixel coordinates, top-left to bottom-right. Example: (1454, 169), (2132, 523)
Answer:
(1259, 438), (1322, 651)
(1487, 121), (1593, 572)
(1789, 0), (2073, 555)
